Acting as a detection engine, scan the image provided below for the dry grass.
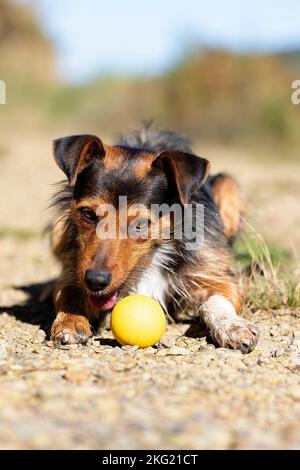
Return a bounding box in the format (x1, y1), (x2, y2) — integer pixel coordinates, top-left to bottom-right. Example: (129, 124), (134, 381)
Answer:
(235, 220), (300, 313)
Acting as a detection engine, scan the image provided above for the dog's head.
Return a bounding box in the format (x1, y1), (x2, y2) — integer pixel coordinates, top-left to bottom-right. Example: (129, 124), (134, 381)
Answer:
(53, 134), (210, 310)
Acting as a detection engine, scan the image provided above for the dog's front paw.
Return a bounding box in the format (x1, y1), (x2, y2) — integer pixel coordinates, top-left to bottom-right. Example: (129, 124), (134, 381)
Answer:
(212, 317), (259, 353)
(51, 314), (92, 346)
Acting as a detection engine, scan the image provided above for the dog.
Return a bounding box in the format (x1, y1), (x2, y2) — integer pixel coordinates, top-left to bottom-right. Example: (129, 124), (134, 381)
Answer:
(49, 127), (259, 352)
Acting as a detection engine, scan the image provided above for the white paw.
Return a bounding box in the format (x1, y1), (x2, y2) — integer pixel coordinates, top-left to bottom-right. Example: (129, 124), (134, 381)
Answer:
(212, 317), (259, 353)
(200, 295), (259, 353)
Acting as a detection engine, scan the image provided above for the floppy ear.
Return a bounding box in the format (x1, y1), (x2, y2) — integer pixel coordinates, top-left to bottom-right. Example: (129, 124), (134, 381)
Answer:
(152, 151), (211, 204)
(52, 134), (105, 187)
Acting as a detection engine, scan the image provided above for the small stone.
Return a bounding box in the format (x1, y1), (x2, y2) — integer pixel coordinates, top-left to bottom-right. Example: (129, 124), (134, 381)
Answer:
(56, 344), (78, 350)
(291, 357), (300, 367)
(94, 369), (113, 380)
(288, 387), (300, 400)
(156, 346), (189, 356)
(215, 348), (228, 355)
(243, 358), (258, 367)
(205, 344), (216, 351)
(272, 348), (285, 357)
(121, 345), (139, 352)
(216, 348), (242, 356)
(281, 328), (293, 336)
(64, 367), (92, 383)
(258, 356), (269, 366)
(106, 347), (123, 356)
(159, 336), (175, 348)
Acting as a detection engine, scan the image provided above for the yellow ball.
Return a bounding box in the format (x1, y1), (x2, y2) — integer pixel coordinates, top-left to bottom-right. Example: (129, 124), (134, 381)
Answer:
(111, 294), (166, 348)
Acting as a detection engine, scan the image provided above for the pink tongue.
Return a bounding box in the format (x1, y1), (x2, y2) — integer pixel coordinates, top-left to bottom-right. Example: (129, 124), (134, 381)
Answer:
(88, 292), (118, 310)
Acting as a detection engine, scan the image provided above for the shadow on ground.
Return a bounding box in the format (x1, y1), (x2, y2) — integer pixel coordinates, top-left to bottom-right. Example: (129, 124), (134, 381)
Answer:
(0, 282), (211, 343)
(0, 281), (114, 340)
(0, 282), (56, 336)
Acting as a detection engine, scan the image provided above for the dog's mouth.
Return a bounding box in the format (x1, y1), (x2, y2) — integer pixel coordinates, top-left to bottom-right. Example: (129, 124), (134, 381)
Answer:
(87, 291), (118, 311)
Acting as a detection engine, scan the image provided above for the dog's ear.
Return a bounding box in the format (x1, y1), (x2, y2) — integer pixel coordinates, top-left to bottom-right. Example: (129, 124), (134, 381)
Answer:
(53, 134), (105, 187)
(152, 151), (211, 204)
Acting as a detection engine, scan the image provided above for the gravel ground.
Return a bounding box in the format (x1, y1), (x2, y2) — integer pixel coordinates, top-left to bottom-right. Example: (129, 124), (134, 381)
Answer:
(0, 237), (300, 450)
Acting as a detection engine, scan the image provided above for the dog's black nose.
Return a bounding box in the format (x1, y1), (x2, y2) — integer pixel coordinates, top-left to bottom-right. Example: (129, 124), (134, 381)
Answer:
(85, 269), (112, 291)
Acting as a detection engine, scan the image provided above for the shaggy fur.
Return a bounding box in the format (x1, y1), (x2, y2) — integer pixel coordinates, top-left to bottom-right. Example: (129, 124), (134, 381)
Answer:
(49, 126), (259, 352)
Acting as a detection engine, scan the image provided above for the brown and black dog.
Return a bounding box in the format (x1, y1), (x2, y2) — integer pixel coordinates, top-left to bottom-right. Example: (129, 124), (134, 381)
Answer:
(49, 127), (259, 352)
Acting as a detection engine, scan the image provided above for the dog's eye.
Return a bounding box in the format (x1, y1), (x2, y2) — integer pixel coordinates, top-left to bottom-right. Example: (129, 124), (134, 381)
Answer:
(135, 218), (150, 232)
(128, 217), (150, 240)
(79, 207), (97, 223)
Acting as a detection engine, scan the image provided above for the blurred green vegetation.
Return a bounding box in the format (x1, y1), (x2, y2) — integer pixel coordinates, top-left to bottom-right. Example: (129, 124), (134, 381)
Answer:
(233, 236), (292, 268)
(0, 226), (39, 240)
(1, 0), (300, 159)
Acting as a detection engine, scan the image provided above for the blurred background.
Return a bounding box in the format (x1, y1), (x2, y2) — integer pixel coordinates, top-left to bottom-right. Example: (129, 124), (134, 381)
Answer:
(0, 0), (299, 274)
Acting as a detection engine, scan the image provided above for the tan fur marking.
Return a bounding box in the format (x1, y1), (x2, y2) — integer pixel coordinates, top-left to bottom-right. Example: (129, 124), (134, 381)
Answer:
(51, 312), (91, 339)
(51, 285), (93, 343)
(132, 152), (156, 178)
(102, 144), (125, 170)
(184, 246), (242, 312)
(74, 197), (108, 212)
(102, 146), (154, 173)
(211, 174), (244, 238)
(188, 275), (241, 313)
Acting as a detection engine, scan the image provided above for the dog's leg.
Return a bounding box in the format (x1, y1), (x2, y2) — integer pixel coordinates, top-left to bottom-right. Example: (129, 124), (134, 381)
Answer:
(200, 294), (259, 353)
(51, 286), (92, 345)
(186, 269), (259, 352)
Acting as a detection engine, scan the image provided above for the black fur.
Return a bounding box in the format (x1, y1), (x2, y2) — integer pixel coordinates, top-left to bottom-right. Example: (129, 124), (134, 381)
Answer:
(51, 126), (230, 311)
(117, 125), (192, 153)
(117, 126), (226, 250)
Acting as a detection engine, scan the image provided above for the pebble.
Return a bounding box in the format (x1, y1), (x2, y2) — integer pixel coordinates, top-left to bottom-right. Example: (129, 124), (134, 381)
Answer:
(121, 345), (139, 352)
(243, 358), (258, 367)
(64, 367), (92, 383)
(156, 346), (190, 356)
